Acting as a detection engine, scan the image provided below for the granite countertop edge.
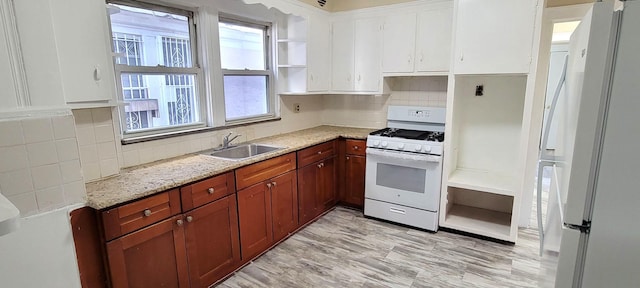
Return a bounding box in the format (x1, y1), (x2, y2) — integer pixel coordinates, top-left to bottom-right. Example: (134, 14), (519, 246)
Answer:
(85, 125), (374, 210)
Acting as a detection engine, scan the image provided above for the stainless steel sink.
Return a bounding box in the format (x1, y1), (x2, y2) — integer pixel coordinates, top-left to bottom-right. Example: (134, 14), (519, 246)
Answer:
(203, 144), (284, 160)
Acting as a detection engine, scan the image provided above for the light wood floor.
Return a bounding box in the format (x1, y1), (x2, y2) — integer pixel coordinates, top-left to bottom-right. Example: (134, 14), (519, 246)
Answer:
(219, 207), (558, 288)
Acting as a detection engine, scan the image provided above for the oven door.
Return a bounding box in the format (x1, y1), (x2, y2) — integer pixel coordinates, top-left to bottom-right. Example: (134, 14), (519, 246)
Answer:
(365, 148), (442, 211)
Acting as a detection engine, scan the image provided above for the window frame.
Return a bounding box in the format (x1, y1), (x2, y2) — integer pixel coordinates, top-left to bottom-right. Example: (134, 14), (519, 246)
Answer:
(218, 14), (276, 125)
(107, 0), (207, 138)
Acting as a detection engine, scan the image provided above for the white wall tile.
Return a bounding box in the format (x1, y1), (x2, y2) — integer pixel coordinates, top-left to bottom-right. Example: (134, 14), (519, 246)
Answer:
(0, 169), (34, 196)
(75, 126), (95, 146)
(121, 150), (140, 168)
(72, 109), (93, 125)
(0, 146), (29, 173)
(51, 115), (76, 140)
(0, 121), (25, 147)
(63, 181), (86, 204)
(31, 164), (62, 190)
(91, 108), (112, 125)
(26, 141), (59, 167)
(35, 186), (65, 211)
(99, 158), (119, 177)
(21, 118), (54, 143)
(82, 162), (101, 182)
(7, 192), (38, 216)
(138, 148), (155, 164)
(55, 139), (79, 161)
(94, 125), (115, 143)
(97, 142), (117, 160)
(78, 145), (99, 164)
(59, 160), (83, 183)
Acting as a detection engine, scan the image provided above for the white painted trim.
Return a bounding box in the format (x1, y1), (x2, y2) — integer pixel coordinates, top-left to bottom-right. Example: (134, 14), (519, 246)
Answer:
(0, 106), (72, 121)
(0, 0), (30, 107)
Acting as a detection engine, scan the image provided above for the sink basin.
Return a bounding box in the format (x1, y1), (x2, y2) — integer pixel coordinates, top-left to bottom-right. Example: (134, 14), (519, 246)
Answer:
(204, 144), (284, 160)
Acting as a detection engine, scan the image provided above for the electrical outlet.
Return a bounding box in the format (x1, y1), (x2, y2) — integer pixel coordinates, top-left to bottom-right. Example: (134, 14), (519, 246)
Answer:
(294, 104), (301, 113)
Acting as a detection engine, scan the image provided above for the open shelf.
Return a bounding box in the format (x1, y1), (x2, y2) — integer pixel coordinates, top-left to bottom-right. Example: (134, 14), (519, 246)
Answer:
(448, 168), (516, 196)
(443, 204), (512, 241)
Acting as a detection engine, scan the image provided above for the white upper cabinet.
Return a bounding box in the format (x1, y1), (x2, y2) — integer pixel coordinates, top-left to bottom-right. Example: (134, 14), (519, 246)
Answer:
(331, 17), (382, 93)
(382, 2), (453, 75)
(307, 15), (331, 92)
(453, 0), (537, 75)
(381, 13), (417, 73)
(50, 0), (116, 104)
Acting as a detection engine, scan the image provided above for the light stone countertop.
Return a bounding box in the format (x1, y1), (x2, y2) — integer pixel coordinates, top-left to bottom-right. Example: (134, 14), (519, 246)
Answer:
(85, 125), (374, 210)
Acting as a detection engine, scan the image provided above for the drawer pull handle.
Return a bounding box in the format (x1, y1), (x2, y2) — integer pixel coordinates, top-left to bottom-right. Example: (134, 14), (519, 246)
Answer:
(143, 209), (151, 217)
(207, 188), (215, 194)
(267, 183), (272, 189)
(389, 207), (406, 215)
(176, 219), (184, 226)
(186, 216), (193, 223)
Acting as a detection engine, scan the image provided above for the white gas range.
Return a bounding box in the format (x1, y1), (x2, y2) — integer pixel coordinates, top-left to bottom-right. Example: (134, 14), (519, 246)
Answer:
(364, 105), (445, 231)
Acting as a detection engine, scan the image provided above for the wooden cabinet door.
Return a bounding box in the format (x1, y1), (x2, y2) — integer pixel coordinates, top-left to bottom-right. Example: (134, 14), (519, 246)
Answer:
(317, 156), (337, 212)
(331, 19), (355, 91)
(106, 216), (189, 288)
(270, 171), (299, 242)
(381, 12), (417, 73)
(237, 183), (273, 260)
(298, 163), (319, 225)
(344, 155), (366, 208)
(415, 5), (453, 72)
(184, 195), (240, 288)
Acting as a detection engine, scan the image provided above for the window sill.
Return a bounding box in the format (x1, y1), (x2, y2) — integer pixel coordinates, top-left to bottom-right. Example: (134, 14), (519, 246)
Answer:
(121, 117), (282, 145)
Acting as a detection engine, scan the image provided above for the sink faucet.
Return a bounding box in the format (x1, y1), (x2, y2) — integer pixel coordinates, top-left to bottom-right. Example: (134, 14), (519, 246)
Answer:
(222, 132), (241, 149)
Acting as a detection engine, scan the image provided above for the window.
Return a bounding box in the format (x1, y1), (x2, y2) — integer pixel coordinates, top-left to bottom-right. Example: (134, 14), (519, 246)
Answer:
(219, 17), (274, 122)
(108, 2), (202, 134)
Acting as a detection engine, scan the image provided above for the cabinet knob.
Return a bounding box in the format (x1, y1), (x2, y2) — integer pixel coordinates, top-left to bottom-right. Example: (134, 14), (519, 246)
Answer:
(317, 163), (322, 168)
(143, 209), (151, 217)
(186, 216), (193, 223)
(353, 145), (359, 150)
(207, 187), (215, 194)
(176, 219), (184, 226)
(317, 151), (322, 155)
(267, 183), (272, 189)
(346, 156), (350, 160)
(272, 181), (277, 187)
(357, 74), (361, 81)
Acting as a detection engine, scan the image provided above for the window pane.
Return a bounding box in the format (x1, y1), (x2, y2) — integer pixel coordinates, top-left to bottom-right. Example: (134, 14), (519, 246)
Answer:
(219, 22), (265, 70)
(121, 73), (199, 131)
(109, 4), (192, 68)
(223, 76), (268, 119)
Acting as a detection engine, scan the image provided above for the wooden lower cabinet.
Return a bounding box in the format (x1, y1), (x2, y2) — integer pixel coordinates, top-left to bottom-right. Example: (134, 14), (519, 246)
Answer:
(184, 195), (240, 288)
(106, 216), (190, 288)
(271, 171), (299, 242)
(237, 182), (273, 260)
(106, 194), (240, 288)
(298, 156), (337, 225)
(343, 155), (366, 208)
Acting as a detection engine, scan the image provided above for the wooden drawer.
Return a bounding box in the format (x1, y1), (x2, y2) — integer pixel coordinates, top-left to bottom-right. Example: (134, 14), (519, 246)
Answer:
(102, 189), (181, 241)
(181, 171), (235, 211)
(345, 139), (366, 156)
(297, 141), (336, 168)
(235, 153), (296, 190)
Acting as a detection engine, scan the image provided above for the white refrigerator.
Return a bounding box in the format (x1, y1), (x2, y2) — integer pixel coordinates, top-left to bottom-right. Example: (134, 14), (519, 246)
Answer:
(551, 1), (640, 287)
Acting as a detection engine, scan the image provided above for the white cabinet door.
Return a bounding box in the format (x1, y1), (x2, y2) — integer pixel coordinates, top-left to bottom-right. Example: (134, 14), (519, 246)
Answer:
(0, 17), (19, 110)
(453, 0), (537, 74)
(354, 18), (381, 92)
(307, 15), (331, 92)
(415, 6), (453, 72)
(381, 13), (417, 73)
(50, 0), (115, 103)
(331, 20), (355, 91)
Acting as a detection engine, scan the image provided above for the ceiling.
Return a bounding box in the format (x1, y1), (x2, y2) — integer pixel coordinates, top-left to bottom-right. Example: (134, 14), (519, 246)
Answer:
(295, 0), (597, 11)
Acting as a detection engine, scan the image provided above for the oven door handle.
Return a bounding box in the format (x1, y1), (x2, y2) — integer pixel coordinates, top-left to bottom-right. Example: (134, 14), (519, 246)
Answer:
(366, 148), (441, 163)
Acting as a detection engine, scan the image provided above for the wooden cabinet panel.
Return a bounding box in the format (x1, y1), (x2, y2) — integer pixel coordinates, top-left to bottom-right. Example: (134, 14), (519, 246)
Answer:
(344, 155), (366, 208)
(184, 195), (240, 288)
(235, 153), (296, 190)
(345, 139), (366, 156)
(297, 141), (336, 168)
(297, 163), (319, 226)
(237, 183), (273, 260)
(270, 171), (298, 242)
(102, 189), (181, 241)
(181, 172), (235, 211)
(318, 157), (337, 211)
(106, 216), (189, 288)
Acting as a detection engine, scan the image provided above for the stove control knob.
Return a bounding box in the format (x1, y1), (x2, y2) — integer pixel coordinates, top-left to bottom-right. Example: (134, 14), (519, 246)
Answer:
(381, 141), (388, 147)
(398, 143), (405, 150)
(424, 146), (432, 152)
(373, 140), (380, 146)
(414, 145), (422, 151)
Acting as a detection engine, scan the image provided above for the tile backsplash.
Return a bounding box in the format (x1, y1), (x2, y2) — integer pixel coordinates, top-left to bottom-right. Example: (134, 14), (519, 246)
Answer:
(73, 108), (119, 182)
(0, 114), (85, 216)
